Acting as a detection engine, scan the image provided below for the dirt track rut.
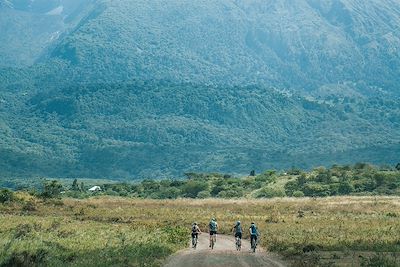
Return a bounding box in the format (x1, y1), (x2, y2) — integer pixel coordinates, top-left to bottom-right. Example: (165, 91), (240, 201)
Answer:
(163, 234), (287, 267)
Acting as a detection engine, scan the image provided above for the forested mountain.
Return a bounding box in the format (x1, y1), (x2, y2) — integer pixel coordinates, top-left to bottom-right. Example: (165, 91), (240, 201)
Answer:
(0, 0), (400, 178)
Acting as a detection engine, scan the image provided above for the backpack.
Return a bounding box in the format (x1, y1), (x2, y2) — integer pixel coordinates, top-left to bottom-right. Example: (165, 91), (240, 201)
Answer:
(235, 224), (242, 233)
(192, 225), (197, 233)
(209, 221), (217, 231)
(250, 225), (257, 235)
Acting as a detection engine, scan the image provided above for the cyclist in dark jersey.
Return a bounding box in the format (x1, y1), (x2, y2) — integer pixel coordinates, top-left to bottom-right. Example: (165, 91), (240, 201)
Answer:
(249, 222), (259, 250)
(232, 220), (242, 239)
(191, 222), (201, 248)
(209, 218), (218, 247)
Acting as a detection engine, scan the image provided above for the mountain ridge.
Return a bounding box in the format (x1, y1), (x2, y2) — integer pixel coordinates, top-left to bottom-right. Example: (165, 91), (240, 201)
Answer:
(0, 0), (400, 178)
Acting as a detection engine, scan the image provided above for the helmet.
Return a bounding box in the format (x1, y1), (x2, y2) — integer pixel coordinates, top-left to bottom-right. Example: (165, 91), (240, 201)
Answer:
(251, 222), (255, 224)
(193, 222), (197, 225)
(212, 217), (216, 221)
(236, 221), (241, 225)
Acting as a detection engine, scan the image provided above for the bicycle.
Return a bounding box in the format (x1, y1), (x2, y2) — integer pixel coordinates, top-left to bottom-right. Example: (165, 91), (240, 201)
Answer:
(235, 236), (241, 251)
(210, 234), (216, 249)
(192, 234), (198, 249)
(251, 236), (257, 253)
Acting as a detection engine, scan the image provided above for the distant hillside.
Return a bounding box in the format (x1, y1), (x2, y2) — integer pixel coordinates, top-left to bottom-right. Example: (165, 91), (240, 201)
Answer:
(0, 81), (399, 178)
(16, 0), (400, 95)
(0, 0), (96, 66)
(1, 0), (400, 178)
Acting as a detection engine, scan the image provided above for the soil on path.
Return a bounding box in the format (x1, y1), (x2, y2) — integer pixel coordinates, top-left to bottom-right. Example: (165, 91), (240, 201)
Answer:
(163, 234), (287, 267)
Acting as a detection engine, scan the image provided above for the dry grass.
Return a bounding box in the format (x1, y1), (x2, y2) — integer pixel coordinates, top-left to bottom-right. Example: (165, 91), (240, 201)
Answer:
(0, 195), (399, 266)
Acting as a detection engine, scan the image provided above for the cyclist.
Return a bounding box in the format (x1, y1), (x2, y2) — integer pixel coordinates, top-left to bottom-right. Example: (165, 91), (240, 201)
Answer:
(191, 222), (201, 248)
(209, 217), (218, 247)
(249, 222), (259, 250)
(232, 220), (242, 250)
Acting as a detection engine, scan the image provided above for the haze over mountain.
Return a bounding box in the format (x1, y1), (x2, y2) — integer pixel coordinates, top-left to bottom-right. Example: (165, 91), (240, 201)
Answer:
(0, 0), (399, 178)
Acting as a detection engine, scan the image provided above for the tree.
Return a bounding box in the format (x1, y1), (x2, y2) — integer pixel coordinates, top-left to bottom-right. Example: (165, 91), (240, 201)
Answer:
(79, 182), (85, 192)
(71, 179), (79, 191)
(181, 180), (208, 198)
(41, 180), (63, 199)
(0, 189), (14, 203)
(284, 180), (299, 196)
(338, 181), (354, 195)
(297, 173), (307, 186)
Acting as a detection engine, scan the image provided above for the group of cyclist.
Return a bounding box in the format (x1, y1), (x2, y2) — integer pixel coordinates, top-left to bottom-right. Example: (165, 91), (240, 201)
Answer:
(191, 218), (259, 251)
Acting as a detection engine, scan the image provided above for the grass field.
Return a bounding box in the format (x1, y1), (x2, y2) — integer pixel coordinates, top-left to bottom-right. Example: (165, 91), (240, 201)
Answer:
(0, 195), (399, 266)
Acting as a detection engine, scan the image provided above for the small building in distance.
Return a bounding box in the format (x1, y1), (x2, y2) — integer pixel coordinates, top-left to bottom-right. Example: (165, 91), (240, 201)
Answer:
(88, 186), (102, 192)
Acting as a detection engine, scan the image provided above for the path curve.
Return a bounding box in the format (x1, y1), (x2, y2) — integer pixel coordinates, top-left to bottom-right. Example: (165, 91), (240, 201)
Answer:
(163, 234), (287, 267)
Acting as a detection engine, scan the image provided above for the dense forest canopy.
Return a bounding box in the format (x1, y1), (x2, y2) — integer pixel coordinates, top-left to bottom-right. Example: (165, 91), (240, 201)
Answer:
(0, 0), (400, 178)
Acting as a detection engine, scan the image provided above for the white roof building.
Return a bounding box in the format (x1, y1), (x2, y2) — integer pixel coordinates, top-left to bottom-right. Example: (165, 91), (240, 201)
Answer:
(88, 186), (102, 192)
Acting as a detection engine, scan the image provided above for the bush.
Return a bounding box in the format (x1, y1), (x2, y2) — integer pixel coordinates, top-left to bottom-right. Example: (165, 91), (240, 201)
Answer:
(158, 187), (181, 199)
(303, 183), (330, 197)
(292, 191), (305, 197)
(360, 253), (398, 267)
(181, 180), (208, 198)
(217, 189), (243, 198)
(338, 181), (354, 194)
(1, 249), (48, 267)
(197, 190), (211, 199)
(40, 180), (63, 199)
(256, 187), (285, 198)
(22, 200), (37, 212)
(0, 188), (14, 203)
(284, 180), (299, 196)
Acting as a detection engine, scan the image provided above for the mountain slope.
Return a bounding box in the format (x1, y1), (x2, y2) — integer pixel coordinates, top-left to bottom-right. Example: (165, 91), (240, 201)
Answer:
(0, 0), (96, 66)
(1, 81), (399, 178)
(0, 0), (400, 178)
(45, 0), (400, 95)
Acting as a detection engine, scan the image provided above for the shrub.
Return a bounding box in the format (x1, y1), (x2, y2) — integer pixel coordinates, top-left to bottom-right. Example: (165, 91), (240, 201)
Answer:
(197, 190), (211, 199)
(158, 187), (181, 199)
(338, 181), (354, 194)
(303, 183), (330, 197)
(181, 180), (208, 198)
(284, 180), (299, 196)
(22, 200), (37, 212)
(256, 187), (285, 198)
(40, 180), (63, 199)
(0, 188), (14, 203)
(360, 253), (398, 267)
(14, 224), (34, 239)
(1, 249), (48, 267)
(217, 189), (243, 198)
(292, 191), (305, 197)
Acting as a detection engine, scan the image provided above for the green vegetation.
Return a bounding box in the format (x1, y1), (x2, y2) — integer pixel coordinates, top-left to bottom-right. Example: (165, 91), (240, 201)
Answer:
(95, 164), (400, 199)
(0, 188), (14, 203)
(5, 163), (396, 200)
(1, 1), (400, 179)
(0, 196), (186, 267)
(0, 194), (398, 266)
(1, 76), (400, 178)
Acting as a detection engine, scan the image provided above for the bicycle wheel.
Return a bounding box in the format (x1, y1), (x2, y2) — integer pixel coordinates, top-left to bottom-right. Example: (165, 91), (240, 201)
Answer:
(236, 237), (241, 251)
(251, 238), (256, 253)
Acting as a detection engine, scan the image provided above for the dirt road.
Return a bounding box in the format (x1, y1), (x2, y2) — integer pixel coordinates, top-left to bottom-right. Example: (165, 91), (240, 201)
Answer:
(163, 234), (287, 267)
